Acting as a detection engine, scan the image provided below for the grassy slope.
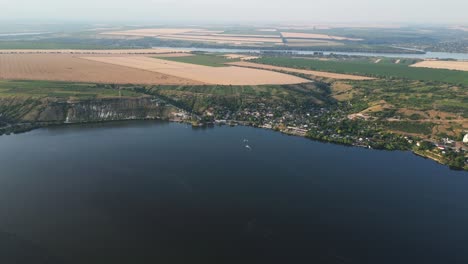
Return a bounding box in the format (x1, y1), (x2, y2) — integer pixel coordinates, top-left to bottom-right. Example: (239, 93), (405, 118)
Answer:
(254, 57), (468, 85)
(146, 83), (333, 113)
(152, 84), (297, 97)
(0, 80), (141, 99)
(347, 79), (468, 114)
(0, 80), (331, 112)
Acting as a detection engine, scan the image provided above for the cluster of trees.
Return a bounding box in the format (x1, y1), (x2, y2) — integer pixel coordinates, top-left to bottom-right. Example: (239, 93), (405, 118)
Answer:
(445, 152), (467, 170)
(0, 123), (40, 136)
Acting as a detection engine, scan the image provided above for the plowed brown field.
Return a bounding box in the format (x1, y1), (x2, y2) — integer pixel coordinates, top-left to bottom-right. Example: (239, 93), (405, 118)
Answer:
(0, 54), (202, 85)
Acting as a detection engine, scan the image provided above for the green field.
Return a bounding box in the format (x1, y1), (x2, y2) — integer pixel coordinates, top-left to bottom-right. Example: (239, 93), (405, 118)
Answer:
(151, 85), (293, 97)
(0, 80), (140, 99)
(157, 54), (239, 67)
(383, 121), (435, 134)
(254, 57), (468, 85)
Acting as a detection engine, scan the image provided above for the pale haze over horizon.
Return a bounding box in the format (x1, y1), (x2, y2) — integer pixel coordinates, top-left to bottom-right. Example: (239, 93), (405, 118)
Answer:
(1, 0), (467, 24)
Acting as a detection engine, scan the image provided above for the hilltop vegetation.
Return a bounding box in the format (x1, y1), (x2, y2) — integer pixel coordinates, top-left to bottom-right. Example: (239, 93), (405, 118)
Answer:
(136, 83), (333, 114)
(345, 79), (468, 116)
(0, 80), (333, 121)
(329, 77), (467, 139)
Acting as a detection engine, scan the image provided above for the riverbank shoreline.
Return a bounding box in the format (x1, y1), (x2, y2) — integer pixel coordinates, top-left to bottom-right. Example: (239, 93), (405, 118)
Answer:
(1, 118), (466, 172)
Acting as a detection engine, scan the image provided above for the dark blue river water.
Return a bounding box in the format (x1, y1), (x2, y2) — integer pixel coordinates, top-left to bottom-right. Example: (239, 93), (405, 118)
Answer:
(0, 121), (466, 264)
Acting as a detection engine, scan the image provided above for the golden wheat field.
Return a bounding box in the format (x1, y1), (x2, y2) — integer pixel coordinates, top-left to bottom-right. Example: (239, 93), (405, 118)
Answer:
(0, 53), (310, 85)
(410, 60), (468, 72)
(81, 56), (310, 85)
(0, 54), (202, 85)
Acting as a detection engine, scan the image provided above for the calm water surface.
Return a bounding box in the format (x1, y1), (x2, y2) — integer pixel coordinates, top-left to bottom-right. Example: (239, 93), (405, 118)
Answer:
(0, 121), (466, 264)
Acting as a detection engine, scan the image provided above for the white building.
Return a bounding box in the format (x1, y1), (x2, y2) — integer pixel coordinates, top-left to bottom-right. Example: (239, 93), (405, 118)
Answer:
(463, 134), (468, 144)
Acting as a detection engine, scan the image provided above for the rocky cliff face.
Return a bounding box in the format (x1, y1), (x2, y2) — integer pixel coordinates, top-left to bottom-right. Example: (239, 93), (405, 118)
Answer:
(63, 97), (176, 123)
(1, 97), (179, 124)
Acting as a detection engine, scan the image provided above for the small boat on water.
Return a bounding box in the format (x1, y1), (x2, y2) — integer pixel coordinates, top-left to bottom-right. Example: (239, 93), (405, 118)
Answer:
(245, 145), (252, 150)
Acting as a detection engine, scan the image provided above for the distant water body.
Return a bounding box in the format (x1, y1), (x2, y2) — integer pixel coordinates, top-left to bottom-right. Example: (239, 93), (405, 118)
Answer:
(158, 47), (468, 60)
(0, 121), (466, 264)
(0, 32), (49, 37)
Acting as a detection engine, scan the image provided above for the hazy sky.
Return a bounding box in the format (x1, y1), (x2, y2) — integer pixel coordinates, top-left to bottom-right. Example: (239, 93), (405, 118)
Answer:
(1, 0), (467, 24)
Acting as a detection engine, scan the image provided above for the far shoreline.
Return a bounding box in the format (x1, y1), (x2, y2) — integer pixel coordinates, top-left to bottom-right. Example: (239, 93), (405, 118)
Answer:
(1, 117), (466, 172)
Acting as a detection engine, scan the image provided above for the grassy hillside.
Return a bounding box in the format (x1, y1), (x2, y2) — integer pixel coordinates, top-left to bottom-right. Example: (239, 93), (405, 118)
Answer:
(138, 83), (333, 114)
(346, 79), (468, 115)
(0, 80), (140, 99)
